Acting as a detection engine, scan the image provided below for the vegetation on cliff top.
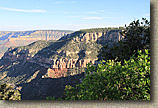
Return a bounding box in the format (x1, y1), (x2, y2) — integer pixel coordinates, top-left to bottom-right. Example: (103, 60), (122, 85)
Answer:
(79, 27), (125, 33)
(99, 18), (150, 62)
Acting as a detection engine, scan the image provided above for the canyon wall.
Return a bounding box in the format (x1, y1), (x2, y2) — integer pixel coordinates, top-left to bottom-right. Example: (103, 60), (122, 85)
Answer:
(63, 30), (124, 43)
(1, 30), (123, 78)
(3, 48), (97, 78)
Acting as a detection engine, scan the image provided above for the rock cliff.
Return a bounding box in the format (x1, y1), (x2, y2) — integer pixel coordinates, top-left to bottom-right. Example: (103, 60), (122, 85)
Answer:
(0, 28), (124, 99)
(2, 29), (123, 77)
(61, 29), (123, 43)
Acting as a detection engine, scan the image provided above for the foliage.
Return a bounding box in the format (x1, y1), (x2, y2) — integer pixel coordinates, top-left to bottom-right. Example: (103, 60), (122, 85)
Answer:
(0, 83), (21, 100)
(63, 49), (150, 100)
(100, 18), (150, 62)
(80, 27), (125, 33)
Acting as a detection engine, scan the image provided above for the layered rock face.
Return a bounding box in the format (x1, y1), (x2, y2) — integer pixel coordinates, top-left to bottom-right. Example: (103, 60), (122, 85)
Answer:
(63, 30), (123, 43)
(3, 48), (97, 78)
(0, 30), (72, 41)
(0, 30), (73, 58)
(47, 59), (96, 78)
(2, 29), (123, 78)
(47, 68), (68, 78)
(50, 59), (96, 69)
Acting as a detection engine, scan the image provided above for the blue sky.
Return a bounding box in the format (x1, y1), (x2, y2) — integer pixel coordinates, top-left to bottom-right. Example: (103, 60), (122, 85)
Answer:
(0, 0), (150, 31)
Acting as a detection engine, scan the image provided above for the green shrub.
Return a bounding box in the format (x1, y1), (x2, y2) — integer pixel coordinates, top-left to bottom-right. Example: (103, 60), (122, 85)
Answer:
(100, 18), (150, 62)
(0, 83), (21, 100)
(63, 49), (150, 100)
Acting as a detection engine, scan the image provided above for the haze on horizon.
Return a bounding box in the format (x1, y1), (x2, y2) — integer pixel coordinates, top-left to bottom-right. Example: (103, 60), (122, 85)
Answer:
(0, 0), (150, 31)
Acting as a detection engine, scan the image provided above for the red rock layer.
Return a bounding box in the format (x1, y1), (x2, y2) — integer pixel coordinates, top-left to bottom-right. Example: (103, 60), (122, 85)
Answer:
(47, 68), (68, 78)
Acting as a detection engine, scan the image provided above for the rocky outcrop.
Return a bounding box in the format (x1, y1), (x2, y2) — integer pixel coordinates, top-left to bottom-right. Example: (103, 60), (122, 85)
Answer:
(3, 47), (97, 78)
(3, 48), (30, 61)
(3, 49), (96, 67)
(47, 68), (68, 78)
(64, 30), (124, 43)
(50, 59), (96, 69)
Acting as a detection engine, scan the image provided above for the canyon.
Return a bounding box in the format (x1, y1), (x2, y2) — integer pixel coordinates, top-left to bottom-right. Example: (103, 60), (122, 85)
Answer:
(0, 28), (124, 99)
(2, 29), (123, 78)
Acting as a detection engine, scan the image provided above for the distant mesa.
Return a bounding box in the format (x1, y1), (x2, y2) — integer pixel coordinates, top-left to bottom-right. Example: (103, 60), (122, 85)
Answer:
(0, 30), (73, 58)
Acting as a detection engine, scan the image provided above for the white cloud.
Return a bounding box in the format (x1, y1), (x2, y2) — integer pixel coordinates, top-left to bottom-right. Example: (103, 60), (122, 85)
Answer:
(0, 7), (46, 13)
(54, 1), (76, 4)
(83, 17), (104, 20)
(83, 17), (123, 20)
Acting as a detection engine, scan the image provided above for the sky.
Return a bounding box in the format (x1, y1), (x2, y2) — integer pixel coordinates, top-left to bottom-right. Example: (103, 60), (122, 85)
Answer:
(0, 0), (150, 31)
